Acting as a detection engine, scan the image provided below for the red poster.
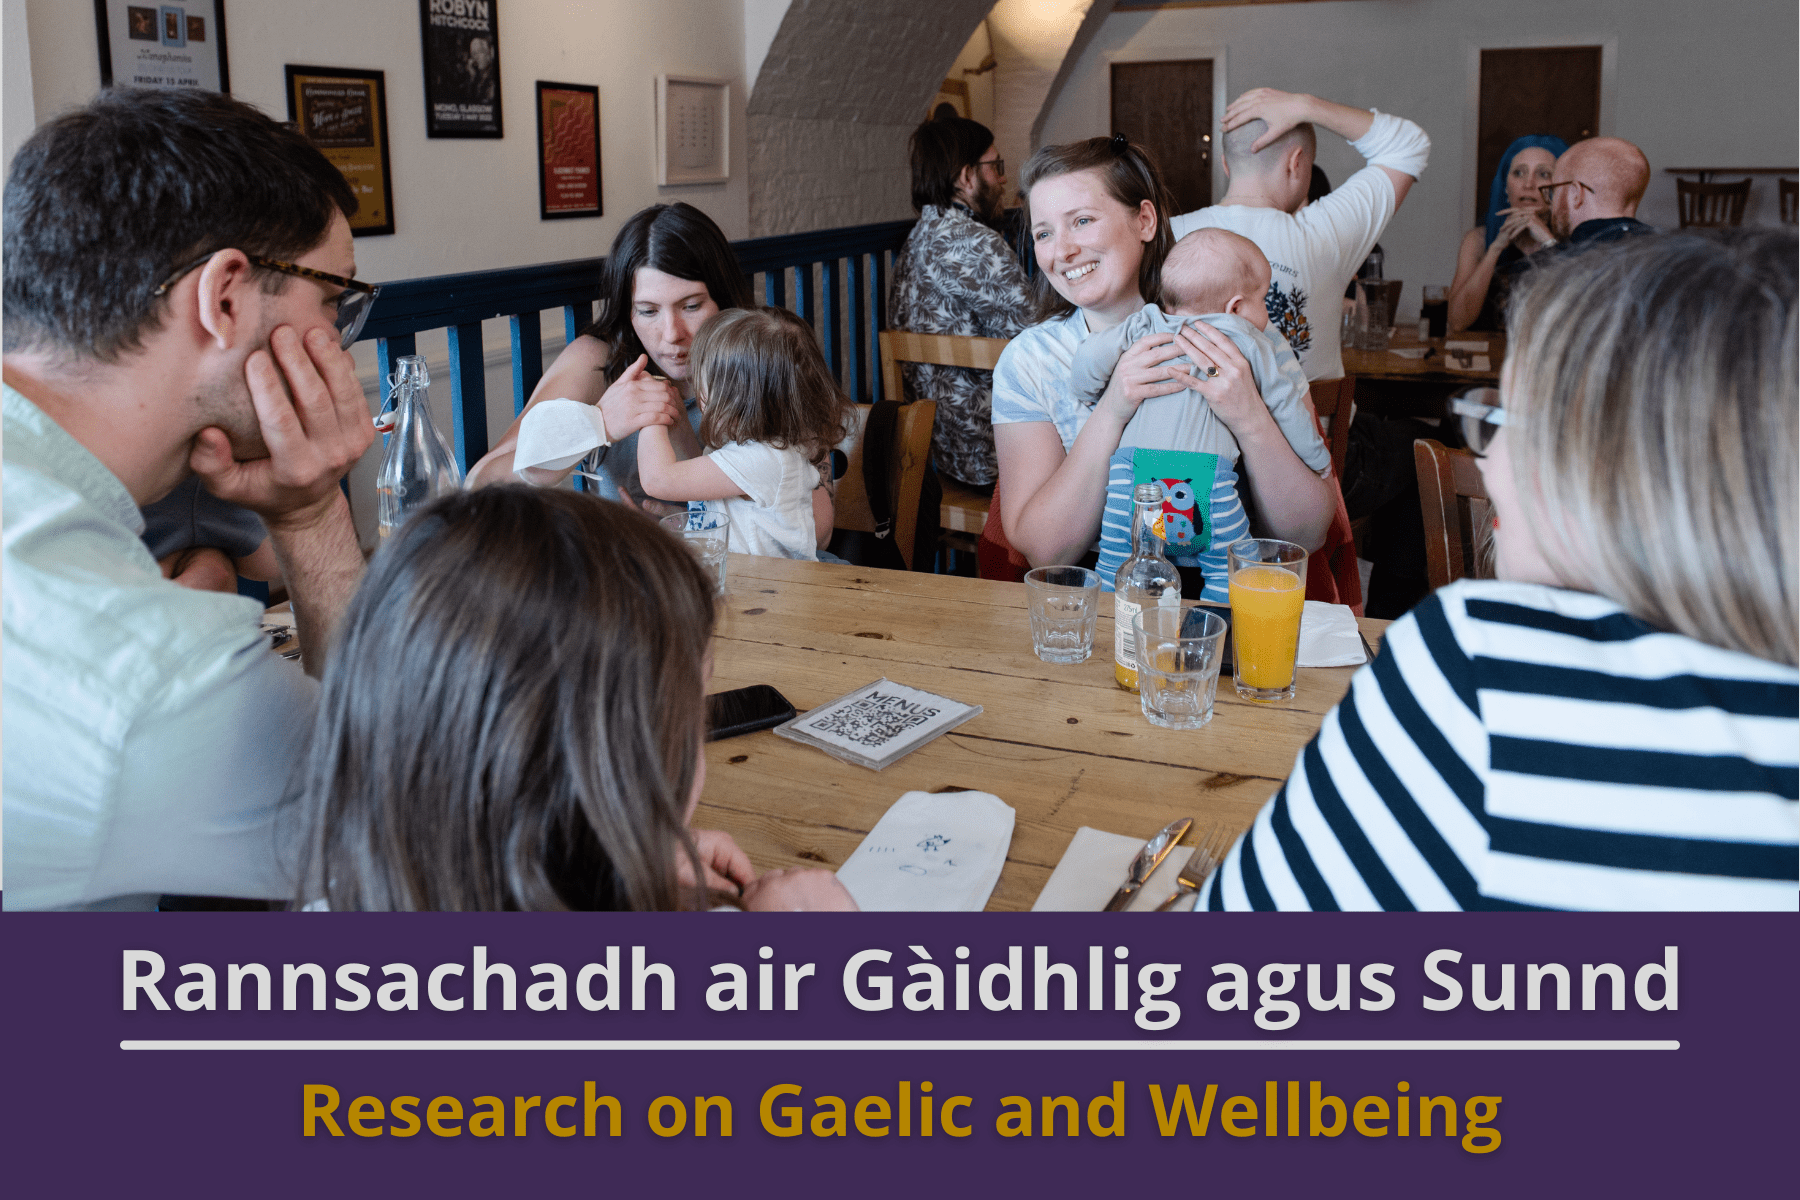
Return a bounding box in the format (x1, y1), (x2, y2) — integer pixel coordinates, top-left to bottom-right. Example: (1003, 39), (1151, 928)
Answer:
(537, 82), (601, 219)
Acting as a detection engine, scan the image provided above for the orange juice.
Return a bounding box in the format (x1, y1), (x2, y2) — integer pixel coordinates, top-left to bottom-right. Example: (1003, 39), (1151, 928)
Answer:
(1229, 564), (1305, 690)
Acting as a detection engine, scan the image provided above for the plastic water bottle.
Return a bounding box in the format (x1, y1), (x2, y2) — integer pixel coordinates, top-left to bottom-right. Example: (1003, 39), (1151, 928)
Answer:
(375, 356), (462, 540)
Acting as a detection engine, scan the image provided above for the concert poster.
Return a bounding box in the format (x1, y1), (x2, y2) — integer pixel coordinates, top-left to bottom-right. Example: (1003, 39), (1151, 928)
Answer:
(284, 65), (396, 238)
(536, 82), (602, 220)
(420, 0), (503, 139)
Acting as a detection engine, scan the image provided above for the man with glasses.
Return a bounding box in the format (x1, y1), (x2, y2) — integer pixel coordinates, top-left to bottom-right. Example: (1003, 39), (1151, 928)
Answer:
(3, 87), (376, 909)
(1541, 136), (1654, 246)
(890, 114), (1031, 488)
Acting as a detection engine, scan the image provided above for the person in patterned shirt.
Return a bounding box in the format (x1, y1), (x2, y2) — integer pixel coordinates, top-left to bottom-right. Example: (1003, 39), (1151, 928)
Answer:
(889, 116), (1032, 488)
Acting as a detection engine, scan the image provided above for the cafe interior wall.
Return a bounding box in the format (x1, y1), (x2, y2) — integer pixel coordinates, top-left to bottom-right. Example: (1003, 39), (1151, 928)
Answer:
(13, 0), (760, 545)
(1040, 0), (1800, 325)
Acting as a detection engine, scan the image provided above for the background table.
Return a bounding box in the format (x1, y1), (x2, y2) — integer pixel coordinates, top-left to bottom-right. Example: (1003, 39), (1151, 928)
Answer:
(697, 555), (1387, 911)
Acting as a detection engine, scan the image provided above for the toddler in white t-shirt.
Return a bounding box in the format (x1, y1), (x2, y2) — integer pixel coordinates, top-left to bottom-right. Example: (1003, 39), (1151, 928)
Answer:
(638, 307), (852, 560)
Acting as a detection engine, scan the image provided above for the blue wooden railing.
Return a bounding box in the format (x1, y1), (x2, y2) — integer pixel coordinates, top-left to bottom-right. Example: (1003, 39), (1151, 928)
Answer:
(359, 219), (917, 473)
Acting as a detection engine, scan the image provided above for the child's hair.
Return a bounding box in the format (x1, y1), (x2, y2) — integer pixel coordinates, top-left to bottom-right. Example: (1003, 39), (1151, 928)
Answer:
(1162, 228), (1270, 314)
(291, 486), (718, 911)
(692, 306), (854, 463)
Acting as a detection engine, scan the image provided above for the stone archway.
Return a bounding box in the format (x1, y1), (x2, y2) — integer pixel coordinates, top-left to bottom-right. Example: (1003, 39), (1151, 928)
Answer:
(746, 1), (1120, 237)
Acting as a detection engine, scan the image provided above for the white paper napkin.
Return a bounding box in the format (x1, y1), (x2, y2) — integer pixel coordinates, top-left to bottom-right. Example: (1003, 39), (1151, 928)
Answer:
(1298, 599), (1367, 667)
(514, 399), (609, 472)
(1032, 826), (1197, 912)
(836, 790), (1015, 911)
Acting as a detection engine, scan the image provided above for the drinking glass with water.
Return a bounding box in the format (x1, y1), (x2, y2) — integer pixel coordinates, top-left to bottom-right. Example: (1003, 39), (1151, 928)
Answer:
(660, 509), (730, 596)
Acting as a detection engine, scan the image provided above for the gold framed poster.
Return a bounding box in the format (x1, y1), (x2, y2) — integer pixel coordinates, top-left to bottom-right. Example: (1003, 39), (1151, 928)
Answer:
(285, 65), (396, 238)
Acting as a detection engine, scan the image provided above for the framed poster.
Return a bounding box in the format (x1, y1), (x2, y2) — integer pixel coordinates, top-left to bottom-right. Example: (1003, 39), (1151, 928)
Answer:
(654, 75), (729, 186)
(536, 81), (602, 220)
(420, 0), (503, 139)
(285, 66), (396, 238)
(94, 0), (230, 91)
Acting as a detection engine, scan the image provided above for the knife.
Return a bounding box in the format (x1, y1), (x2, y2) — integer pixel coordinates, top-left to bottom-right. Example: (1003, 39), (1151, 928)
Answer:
(1102, 817), (1194, 911)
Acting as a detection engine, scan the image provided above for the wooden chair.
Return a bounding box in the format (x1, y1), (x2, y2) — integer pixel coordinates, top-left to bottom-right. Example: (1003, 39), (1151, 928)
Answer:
(1307, 376), (1354, 481)
(1781, 178), (1797, 225)
(1677, 178), (1752, 228)
(878, 330), (1010, 563)
(1413, 438), (1493, 590)
(832, 399), (937, 570)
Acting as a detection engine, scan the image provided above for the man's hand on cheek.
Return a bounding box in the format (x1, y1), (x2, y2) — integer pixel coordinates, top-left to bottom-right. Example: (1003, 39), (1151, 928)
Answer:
(191, 325), (375, 530)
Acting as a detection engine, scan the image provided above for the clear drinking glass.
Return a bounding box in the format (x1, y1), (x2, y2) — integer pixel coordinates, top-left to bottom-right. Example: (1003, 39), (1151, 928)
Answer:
(1024, 566), (1101, 663)
(1228, 539), (1308, 702)
(660, 509), (730, 596)
(1132, 607), (1228, 730)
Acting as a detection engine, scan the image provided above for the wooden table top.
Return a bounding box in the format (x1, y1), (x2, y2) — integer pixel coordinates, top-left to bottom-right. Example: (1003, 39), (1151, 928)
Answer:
(1341, 333), (1505, 385)
(697, 555), (1388, 912)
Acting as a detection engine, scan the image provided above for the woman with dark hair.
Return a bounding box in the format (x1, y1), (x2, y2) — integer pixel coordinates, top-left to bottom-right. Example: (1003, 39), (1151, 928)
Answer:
(991, 136), (1333, 568)
(1446, 135), (1566, 333)
(292, 486), (857, 912)
(1201, 228), (1798, 911)
(469, 203), (756, 510)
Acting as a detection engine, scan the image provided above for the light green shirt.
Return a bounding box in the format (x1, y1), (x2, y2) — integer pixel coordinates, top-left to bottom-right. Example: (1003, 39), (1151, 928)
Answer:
(2, 384), (313, 909)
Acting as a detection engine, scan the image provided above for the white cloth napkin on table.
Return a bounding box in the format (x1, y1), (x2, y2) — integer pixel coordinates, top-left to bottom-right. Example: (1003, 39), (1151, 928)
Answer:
(836, 791), (1015, 911)
(1032, 826), (1197, 912)
(514, 398), (608, 472)
(1298, 600), (1367, 668)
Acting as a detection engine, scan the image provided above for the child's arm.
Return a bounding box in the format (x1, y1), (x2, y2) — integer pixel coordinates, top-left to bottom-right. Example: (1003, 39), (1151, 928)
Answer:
(637, 425), (745, 502)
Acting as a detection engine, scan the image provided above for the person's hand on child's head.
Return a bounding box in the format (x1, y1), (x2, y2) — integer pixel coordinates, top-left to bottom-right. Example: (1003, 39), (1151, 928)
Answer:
(598, 354), (685, 443)
(682, 829), (756, 897)
(741, 867), (860, 912)
(1169, 321), (1271, 435)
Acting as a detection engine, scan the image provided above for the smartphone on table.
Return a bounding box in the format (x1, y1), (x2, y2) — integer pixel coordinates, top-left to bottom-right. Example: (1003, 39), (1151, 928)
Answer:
(706, 685), (796, 741)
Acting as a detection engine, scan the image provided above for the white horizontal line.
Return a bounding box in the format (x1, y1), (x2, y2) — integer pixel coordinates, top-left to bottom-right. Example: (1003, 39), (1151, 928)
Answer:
(120, 1039), (1680, 1052)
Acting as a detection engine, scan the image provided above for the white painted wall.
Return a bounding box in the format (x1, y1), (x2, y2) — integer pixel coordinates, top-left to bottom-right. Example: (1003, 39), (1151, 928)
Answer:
(948, 19), (996, 130)
(2, 0), (34, 174)
(987, 0), (1090, 201)
(1040, 0), (1800, 322)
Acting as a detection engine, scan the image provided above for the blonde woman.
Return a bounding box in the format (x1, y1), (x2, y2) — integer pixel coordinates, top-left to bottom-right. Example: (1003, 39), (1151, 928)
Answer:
(1200, 229), (1797, 911)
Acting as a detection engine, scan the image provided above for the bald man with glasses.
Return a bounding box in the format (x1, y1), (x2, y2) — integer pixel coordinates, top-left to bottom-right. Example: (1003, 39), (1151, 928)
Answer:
(1542, 137), (1655, 246)
(3, 88), (376, 910)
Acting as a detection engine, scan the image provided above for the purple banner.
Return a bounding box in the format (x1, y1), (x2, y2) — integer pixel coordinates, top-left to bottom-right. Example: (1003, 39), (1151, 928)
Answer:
(1, 913), (1790, 1194)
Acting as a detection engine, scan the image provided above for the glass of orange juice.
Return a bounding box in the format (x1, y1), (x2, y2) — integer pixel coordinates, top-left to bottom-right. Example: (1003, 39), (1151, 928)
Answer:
(1227, 539), (1308, 702)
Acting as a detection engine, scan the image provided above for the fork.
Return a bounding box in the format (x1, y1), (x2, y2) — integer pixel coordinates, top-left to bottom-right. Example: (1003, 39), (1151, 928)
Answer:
(1155, 825), (1235, 912)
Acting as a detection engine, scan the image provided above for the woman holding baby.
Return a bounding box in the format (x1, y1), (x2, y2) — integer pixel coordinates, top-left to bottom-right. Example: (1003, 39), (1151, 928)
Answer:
(991, 135), (1334, 573)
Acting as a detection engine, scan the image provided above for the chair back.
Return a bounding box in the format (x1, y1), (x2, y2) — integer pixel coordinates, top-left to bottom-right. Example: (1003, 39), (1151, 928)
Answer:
(1414, 438), (1493, 591)
(1781, 178), (1797, 225)
(833, 400), (937, 569)
(878, 331), (1011, 405)
(1676, 178), (1752, 228)
(1306, 376), (1355, 481)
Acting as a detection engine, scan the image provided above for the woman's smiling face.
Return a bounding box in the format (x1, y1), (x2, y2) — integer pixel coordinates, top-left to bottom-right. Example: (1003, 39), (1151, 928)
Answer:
(1029, 168), (1157, 327)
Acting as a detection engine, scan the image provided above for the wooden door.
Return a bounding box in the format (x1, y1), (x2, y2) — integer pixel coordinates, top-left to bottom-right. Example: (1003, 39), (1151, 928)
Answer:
(1475, 47), (1602, 224)
(1111, 60), (1213, 216)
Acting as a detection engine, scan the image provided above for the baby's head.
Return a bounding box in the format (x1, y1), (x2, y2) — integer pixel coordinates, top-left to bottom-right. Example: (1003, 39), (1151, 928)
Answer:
(1161, 228), (1272, 330)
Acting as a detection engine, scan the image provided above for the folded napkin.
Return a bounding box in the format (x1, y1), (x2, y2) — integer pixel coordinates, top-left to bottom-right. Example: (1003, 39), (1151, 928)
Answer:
(836, 790), (1015, 912)
(1032, 826), (1197, 912)
(514, 399), (609, 472)
(1447, 354), (1493, 373)
(1298, 600), (1367, 667)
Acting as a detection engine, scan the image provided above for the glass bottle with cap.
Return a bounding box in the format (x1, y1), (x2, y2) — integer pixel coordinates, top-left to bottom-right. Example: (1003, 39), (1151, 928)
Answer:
(375, 355), (462, 541)
(1113, 481), (1181, 692)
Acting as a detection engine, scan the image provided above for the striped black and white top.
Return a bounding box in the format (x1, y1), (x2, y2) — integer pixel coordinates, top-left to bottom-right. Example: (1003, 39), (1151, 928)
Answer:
(1200, 580), (1799, 911)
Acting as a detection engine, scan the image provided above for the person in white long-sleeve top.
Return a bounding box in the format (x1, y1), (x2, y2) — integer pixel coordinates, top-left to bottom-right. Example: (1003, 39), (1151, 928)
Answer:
(1172, 89), (1431, 382)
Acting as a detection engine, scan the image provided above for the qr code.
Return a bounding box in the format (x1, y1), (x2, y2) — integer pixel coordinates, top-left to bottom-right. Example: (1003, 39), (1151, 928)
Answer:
(805, 690), (941, 748)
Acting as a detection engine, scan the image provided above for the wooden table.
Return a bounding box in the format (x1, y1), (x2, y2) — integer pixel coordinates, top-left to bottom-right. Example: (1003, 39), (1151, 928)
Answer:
(1341, 333), (1502, 423)
(697, 555), (1387, 911)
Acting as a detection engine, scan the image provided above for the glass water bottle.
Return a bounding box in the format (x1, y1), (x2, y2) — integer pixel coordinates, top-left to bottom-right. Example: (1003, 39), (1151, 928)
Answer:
(1113, 481), (1181, 692)
(375, 355), (462, 541)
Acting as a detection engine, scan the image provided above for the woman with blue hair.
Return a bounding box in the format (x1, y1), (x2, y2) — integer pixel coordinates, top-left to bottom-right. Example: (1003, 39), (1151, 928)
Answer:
(1447, 135), (1567, 332)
